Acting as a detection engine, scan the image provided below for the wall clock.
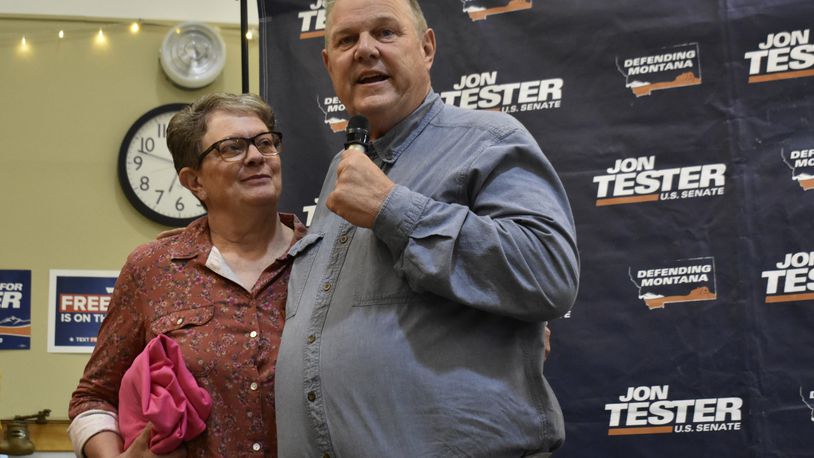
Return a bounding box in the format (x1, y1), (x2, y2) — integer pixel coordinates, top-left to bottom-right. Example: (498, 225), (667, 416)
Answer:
(117, 103), (206, 227)
(159, 22), (226, 89)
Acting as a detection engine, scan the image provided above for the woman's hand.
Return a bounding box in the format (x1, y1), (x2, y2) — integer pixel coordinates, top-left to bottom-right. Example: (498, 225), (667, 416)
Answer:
(120, 424), (187, 458)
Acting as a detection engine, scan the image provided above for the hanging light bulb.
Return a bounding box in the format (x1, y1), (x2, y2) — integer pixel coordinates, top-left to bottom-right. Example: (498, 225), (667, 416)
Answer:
(130, 21), (141, 34)
(58, 30), (65, 39)
(245, 30), (254, 40)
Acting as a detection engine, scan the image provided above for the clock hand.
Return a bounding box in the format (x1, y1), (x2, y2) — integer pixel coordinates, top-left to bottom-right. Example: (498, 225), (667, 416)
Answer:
(137, 151), (174, 164)
(168, 174), (178, 192)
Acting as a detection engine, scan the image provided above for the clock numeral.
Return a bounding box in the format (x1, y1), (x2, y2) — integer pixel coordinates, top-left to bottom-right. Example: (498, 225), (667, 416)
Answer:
(140, 176), (150, 191)
(138, 137), (155, 153)
(154, 189), (164, 204)
(157, 123), (168, 138)
(133, 156), (143, 170)
(175, 197), (185, 212)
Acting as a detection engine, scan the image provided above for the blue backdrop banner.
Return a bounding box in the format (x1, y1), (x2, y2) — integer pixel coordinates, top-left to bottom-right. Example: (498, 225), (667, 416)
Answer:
(259, 1), (814, 456)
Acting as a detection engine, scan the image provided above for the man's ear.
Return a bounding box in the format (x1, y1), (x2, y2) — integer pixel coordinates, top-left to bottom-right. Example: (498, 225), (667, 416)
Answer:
(178, 167), (207, 203)
(322, 48), (332, 73)
(422, 28), (436, 70)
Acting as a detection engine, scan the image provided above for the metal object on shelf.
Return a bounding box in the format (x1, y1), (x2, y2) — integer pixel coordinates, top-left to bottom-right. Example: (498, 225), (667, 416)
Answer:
(0, 409), (51, 456)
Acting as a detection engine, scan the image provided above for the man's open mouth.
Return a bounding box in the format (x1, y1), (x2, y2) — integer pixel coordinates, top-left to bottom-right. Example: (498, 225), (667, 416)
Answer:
(358, 74), (389, 84)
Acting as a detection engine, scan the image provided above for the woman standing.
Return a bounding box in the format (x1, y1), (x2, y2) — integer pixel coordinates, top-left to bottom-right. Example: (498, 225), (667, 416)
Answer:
(69, 93), (304, 457)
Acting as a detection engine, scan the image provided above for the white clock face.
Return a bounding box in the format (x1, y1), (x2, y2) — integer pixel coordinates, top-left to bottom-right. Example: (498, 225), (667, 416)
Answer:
(123, 109), (206, 224)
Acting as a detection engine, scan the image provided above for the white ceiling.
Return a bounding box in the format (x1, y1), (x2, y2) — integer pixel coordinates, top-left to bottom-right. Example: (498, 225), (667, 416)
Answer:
(0, 0), (259, 25)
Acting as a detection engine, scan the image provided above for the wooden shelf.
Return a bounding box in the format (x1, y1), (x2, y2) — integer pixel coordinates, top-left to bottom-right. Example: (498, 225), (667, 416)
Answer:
(0, 420), (72, 452)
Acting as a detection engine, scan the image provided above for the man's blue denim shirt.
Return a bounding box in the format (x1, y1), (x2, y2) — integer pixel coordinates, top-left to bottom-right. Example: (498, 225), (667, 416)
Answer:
(277, 91), (579, 457)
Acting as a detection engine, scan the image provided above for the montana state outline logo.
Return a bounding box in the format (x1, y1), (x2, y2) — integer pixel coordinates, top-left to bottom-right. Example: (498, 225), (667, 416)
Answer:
(461, 0), (533, 21)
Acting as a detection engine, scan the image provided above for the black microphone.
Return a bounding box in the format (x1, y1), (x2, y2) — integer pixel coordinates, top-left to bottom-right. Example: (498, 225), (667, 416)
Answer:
(344, 115), (370, 153)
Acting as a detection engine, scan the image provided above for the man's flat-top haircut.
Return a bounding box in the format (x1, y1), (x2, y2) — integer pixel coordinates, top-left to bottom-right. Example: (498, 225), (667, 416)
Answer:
(323, 0), (429, 47)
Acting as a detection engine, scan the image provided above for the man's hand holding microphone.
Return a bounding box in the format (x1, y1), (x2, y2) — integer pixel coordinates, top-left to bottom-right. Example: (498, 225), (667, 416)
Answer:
(326, 115), (395, 228)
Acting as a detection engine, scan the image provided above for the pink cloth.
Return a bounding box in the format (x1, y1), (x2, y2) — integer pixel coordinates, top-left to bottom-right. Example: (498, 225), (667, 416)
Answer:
(118, 334), (213, 454)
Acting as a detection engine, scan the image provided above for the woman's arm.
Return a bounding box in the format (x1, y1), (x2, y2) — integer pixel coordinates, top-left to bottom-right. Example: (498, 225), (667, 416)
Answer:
(84, 425), (186, 458)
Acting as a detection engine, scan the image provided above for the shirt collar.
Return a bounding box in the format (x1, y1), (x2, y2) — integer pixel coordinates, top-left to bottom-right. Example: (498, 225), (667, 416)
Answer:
(168, 216), (212, 261)
(169, 213), (307, 262)
(368, 90), (443, 165)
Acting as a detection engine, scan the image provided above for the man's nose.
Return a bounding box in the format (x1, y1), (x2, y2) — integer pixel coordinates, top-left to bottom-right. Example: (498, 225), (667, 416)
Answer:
(354, 33), (380, 60)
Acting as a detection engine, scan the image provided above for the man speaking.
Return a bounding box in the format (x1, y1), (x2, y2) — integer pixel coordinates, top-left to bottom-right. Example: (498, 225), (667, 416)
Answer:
(275, 0), (580, 456)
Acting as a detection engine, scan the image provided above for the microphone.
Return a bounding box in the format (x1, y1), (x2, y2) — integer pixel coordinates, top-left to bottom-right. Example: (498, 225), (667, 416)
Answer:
(344, 115), (370, 154)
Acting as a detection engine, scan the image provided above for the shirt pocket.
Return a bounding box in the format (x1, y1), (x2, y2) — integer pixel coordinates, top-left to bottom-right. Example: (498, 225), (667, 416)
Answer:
(354, 291), (417, 307)
(150, 305), (216, 377)
(286, 232), (324, 318)
(352, 266), (418, 307)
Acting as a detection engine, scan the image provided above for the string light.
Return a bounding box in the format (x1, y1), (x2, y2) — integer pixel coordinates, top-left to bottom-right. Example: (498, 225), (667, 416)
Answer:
(94, 28), (107, 46)
(7, 19), (256, 57)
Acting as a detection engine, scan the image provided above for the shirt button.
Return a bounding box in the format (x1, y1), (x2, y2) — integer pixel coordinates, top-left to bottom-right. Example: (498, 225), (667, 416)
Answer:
(252, 442), (261, 452)
(322, 282), (332, 291)
(307, 334), (316, 344)
(250, 330), (258, 338)
(176, 317), (184, 325)
(250, 382), (258, 391)
(307, 391), (316, 402)
(339, 234), (349, 244)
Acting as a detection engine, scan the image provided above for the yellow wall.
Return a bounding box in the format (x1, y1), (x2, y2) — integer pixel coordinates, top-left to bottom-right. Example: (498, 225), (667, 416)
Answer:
(0, 16), (260, 419)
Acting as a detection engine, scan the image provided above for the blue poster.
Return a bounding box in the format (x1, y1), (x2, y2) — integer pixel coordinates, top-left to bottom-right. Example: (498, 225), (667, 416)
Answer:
(48, 269), (118, 353)
(0, 269), (32, 350)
